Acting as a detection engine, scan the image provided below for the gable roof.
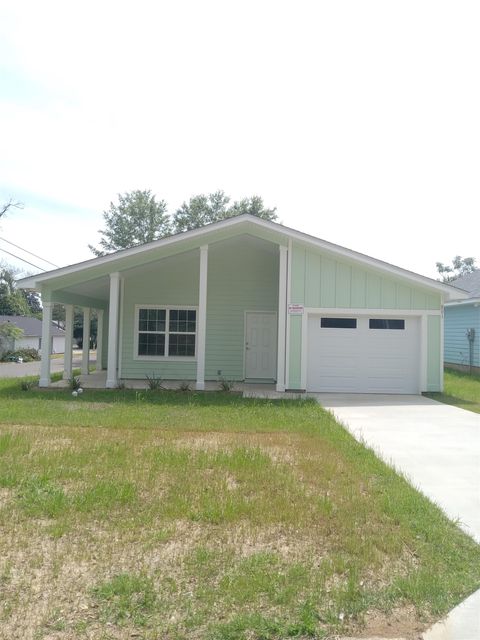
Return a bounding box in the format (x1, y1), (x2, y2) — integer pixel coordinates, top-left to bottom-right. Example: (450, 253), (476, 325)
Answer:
(17, 214), (465, 300)
(0, 315), (65, 337)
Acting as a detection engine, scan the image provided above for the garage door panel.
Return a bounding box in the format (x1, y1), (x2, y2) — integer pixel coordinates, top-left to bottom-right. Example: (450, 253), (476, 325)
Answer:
(306, 315), (420, 393)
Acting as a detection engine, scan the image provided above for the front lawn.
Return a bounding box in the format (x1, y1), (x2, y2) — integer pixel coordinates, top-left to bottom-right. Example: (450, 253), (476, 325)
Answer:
(425, 368), (480, 413)
(0, 378), (479, 639)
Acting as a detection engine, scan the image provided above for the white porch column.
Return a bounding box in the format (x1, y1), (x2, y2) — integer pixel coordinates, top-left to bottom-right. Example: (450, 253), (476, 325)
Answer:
(39, 301), (53, 387)
(106, 272), (121, 388)
(96, 309), (104, 371)
(81, 307), (91, 375)
(196, 245), (208, 390)
(62, 304), (74, 380)
(276, 245), (288, 392)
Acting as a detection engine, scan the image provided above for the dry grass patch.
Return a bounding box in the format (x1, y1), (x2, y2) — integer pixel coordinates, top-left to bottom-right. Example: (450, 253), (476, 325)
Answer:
(0, 386), (479, 639)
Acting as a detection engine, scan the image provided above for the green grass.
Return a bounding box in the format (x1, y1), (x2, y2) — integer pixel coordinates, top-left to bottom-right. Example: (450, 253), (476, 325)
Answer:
(425, 368), (480, 413)
(0, 376), (479, 639)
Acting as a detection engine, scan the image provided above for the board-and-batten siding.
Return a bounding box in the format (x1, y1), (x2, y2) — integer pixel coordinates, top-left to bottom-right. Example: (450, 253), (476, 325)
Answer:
(119, 240), (279, 381)
(288, 242), (443, 390)
(444, 305), (480, 368)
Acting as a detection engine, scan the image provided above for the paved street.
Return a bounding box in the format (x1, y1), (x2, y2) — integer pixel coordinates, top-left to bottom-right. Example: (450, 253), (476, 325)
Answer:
(0, 351), (91, 378)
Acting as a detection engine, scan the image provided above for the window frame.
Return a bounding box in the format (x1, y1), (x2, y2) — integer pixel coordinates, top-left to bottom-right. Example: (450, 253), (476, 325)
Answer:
(134, 304), (198, 361)
(320, 317), (357, 329)
(369, 318), (405, 330)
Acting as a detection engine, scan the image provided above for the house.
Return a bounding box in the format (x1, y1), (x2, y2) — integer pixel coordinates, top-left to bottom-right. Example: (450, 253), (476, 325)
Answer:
(444, 270), (480, 373)
(17, 215), (465, 392)
(0, 315), (65, 354)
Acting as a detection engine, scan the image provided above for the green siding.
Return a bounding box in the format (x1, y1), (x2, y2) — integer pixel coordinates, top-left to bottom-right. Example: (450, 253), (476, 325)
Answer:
(119, 238), (278, 381)
(120, 251), (199, 380)
(427, 315), (441, 391)
(288, 316), (302, 389)
(288, 242), (443, 391)
(205, 240), (278, 380)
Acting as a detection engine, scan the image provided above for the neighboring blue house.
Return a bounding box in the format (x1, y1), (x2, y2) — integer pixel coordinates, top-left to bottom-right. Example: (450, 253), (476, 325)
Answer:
(444, 271), (480, 373)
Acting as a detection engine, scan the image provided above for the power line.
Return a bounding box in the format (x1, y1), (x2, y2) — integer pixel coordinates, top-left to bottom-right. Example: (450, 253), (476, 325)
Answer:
(0, 236), (59, 268)
(0, 246), (46, 271)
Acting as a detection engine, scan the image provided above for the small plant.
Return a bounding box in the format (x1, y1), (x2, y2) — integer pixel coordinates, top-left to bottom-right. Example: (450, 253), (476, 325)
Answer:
(69, 375), (81, 391)
(20, 379), (35, 391)
(145, 373), (164, 391)
(116, 381), (126, 390)
(218, 377), (235, 392)
(178, 380), (192, 392)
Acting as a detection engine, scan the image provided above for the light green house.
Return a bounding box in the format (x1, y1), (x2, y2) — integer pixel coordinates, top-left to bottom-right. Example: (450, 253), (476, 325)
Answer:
(18, 215), (464, 393)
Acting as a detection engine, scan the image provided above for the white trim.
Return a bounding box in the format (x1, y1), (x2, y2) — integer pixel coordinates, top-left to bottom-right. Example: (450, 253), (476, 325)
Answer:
(440, 310), (445, 392)
(81, 307), (91, 375)
(62, 304), (74, 380)
(118, 277), (125, 379)
(106, 272), (121, 388)
(17, 215), (463, 300)
(96, 309), (104, 372)
(303, 310), (424, 394)
(196, 245), (208, 390)
(420, 314), (428, 391)
(133, 304), (198, 361)
(243, 310), (278, 380)
(303, 307), (441, 316)
(39, 301), (53, 387)
(276, 245), (288, 391)
(285, 238), (292, 388)
(300, 311), (308, 390)
(445, 297), (480, 307)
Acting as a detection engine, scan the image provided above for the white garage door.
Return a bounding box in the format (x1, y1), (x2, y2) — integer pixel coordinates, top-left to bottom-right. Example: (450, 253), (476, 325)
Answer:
(306, 315), (420, 393)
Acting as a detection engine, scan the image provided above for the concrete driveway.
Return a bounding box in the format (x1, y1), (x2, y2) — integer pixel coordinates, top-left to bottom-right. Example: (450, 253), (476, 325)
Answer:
(315, 393), (480, 639)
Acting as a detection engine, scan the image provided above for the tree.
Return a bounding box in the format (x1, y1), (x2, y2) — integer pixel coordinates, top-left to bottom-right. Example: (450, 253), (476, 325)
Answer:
(0, 321), (23, 357)
(172, 190), (231, 233)
(0, 198), (23, 220)
(89, 190), (171, 256)
(0, 266), (30, 315)
(436, 256), (477, 283)
(172, 191), (277, 233)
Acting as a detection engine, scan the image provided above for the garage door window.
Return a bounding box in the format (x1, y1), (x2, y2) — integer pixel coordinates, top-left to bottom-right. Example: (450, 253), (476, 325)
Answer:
(321, 318), (357, 328)
(369, 319), (405, 330)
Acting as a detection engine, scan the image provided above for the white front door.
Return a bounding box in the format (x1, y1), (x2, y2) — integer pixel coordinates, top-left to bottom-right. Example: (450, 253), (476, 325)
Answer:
(245, 312), (277, 380)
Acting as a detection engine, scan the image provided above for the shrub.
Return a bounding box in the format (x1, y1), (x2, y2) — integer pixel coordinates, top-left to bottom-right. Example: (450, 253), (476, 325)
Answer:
(20, 379), (36, 391)
(1, 348), (40, 363)
(145, 373), (164, 391)
(177, 380), (192, 392)
(69, 376), (82, 391)
(218, 377), (235, 392)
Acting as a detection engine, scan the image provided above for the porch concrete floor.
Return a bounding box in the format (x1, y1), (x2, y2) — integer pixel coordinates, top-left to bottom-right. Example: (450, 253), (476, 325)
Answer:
(50, 371), (300, 397)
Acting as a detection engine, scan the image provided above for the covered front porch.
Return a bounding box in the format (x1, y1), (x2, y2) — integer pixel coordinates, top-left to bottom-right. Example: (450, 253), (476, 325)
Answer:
(32, 222), (290, 392)
(49, 368), (291, 397)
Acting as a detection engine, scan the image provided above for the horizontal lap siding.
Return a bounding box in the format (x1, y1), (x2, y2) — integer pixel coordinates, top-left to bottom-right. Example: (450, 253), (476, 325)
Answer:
(444, 305), (480, 367)
(205, 242), (279, 381)
(120, 251), (199, 379)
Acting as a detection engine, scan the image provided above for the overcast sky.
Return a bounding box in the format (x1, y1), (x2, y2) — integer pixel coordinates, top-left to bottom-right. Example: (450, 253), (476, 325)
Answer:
(0, 1), (479, 279)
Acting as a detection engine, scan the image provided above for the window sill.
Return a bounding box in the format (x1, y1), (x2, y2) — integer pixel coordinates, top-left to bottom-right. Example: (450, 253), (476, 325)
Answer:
(133, 356), (197, 362)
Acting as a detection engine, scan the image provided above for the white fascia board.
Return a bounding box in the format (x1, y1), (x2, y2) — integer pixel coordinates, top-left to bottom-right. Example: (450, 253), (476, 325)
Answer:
(16, 213), (466, 300)
(445, 297), (480, 307)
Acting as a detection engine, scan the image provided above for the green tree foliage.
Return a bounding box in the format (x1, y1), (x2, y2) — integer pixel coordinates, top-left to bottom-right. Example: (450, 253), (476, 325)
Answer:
(90, 190), (278, 254)
(0, 266), (29, 315)
(172, 191), (277, 233)
(0, 321), (24, 356)
(436, 256), (477, 283)
(89, 190), (171, 256)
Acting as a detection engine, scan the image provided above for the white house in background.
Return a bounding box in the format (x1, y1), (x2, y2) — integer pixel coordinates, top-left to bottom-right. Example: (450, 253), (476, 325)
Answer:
(0, 315), (65, 354)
